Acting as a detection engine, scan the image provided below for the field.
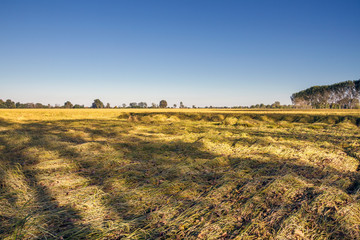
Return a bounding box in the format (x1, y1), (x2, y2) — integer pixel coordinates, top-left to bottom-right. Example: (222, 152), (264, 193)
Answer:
(1, 109), (360, 239)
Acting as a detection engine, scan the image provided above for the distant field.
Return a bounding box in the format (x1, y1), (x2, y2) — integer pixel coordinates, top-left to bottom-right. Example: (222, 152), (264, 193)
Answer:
(1, 109), (360, 239)
(1, 108), (360, 121)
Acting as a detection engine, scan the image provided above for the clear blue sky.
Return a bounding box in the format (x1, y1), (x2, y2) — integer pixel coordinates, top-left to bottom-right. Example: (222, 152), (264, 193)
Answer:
(1, 0), (359, 107)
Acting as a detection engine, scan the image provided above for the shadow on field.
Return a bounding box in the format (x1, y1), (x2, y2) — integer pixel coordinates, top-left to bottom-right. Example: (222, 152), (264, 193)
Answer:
(0, 118), (360, 239)
(0, 123), (93, 239)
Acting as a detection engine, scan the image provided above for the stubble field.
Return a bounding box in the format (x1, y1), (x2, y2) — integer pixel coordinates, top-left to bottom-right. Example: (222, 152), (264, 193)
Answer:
(0, 109), (360, 239)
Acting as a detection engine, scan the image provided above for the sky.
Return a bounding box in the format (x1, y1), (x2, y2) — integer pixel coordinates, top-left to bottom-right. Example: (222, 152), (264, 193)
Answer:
(0, 0), (359, 107)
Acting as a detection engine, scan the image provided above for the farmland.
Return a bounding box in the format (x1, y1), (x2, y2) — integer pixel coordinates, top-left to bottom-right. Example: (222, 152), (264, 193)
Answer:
(1, 109), (360, 239)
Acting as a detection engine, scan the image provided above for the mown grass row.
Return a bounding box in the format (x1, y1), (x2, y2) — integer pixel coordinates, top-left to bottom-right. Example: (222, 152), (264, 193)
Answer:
(122, 111), (360, 127)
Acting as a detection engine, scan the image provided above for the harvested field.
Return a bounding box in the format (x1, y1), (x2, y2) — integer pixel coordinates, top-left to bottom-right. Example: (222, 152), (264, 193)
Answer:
(0, 109), (360, 239)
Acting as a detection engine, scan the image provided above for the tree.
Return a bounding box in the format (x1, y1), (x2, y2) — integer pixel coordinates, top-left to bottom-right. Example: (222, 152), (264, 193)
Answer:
(73, 104), (84, 108)
(35, 103), (45, 108)
(291, 79), (360, 109)
(173, 104), (177, 108)
(138, 102), (147, 108)
(179, 101), (185, 108)
(64, 101), (73, 108)
(92, 99), (104, 108)
(129, 102), (138, 108)
(272, 101), (280, 108)
(122, 103), (126, 108)
(159, 100), (167, 108)
(106, 103), (111, 108)
(5, 99), (15, 108)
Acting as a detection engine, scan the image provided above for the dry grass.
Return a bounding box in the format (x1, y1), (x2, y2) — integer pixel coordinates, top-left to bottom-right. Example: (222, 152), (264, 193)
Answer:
(0, 109), (359, 239)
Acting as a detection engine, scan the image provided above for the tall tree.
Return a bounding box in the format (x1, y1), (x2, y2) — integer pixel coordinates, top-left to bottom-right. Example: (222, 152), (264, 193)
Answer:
(138, 102), (147, 108)
(159, 100), (167, 108)
(64, 101), (73, 108)
(91, 99), (104, 108)
(291, 79), (360, 109)
(129, 102), (138, 108)
(5, 99), (15, 108)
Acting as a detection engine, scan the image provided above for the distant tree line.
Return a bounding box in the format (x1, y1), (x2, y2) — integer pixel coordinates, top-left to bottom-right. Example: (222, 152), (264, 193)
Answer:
(226, 102), (294, 109)
(249, 102), (294, 109)
(91, 99), (170, 109)
(0, 98), (298, 110)
(0, 99), (52, 108)
(291, 79), (360, 109)
(6, 79), (360, 111)
(0, 99), (173, 109)
(0, 99), (85, 109)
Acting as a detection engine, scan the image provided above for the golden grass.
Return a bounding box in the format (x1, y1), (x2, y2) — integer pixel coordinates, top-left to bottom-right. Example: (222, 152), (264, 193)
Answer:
(0, 109), (359, 239)
(1, 108), (360, 122)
